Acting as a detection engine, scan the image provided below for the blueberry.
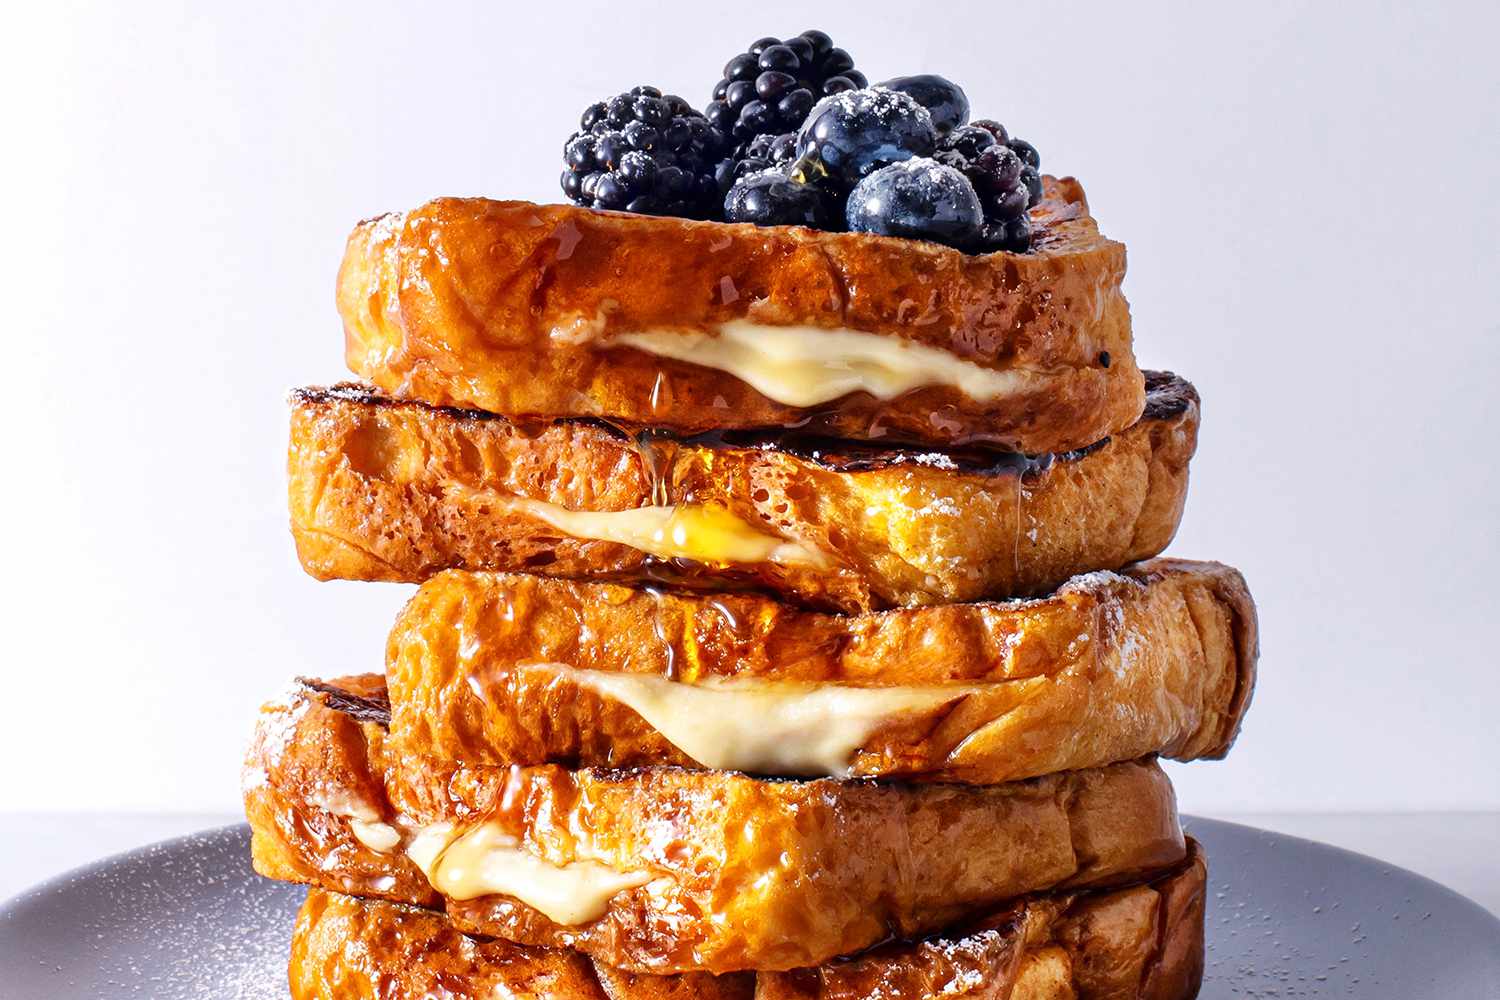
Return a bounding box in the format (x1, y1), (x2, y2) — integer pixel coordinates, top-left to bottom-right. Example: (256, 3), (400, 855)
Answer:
(795, 88), (937, 186)
(724, 169), (833, 228)
(878, 75), (969, 135)
(845, 158), (983, 248)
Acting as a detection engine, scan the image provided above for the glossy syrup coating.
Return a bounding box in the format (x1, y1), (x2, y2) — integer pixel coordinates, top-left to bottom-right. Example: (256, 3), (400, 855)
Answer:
(338, 177), (1142, 453)
(244, 682), (1188, 974)
(287, 841), (1205, 999)
(286, 373), (1198, 612)
(383, 558), (1257, 783)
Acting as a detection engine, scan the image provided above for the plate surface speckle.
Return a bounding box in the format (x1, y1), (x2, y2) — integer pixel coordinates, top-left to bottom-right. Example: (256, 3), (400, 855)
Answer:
(1, 817), (1497, 998)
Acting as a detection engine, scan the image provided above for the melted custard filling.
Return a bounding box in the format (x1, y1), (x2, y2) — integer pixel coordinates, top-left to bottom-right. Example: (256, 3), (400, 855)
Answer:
(539, 665), (975, 776)
(499, 496), (827, 568)
(613, 320), (1035, 408)
(406, 821), (650, 925)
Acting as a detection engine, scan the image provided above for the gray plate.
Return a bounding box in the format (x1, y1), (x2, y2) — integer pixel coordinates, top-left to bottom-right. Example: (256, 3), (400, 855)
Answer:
(1, 817), (1496, 998)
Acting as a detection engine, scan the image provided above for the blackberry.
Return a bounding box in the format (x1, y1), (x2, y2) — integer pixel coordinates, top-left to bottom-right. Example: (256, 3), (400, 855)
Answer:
(934, 119), (1044, 251)
(970, 120), (1043, 206)
(724, 168), (834, 228)
(795, 87), (937, 186)
(845, 158), (984, 248)
(744, 131), (798, 164)
(561, 86), (728, 218)
(713, 131), (797, 193)
(707, 31), (868, 145)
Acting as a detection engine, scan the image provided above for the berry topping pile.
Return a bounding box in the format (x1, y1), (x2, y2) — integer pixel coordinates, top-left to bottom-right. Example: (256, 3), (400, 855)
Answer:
(556, 33), (1046, 253)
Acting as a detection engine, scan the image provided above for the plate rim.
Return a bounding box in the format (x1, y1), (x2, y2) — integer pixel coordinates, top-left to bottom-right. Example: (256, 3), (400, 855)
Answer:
(0, 821), (250, 917)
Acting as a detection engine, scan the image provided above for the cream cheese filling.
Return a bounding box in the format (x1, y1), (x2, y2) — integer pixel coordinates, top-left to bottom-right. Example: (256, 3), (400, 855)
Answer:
(406, 822), (650, 925)
(540, 665), (975, 776)
(506, 496), (826, 568)
(613, 320), (1032, 407)
(348, 819), (402, 853)
(310, 789), (402, 854)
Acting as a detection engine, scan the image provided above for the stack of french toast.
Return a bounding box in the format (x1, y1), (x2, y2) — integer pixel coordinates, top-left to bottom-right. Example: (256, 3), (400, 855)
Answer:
(244, 172), (1258, 998)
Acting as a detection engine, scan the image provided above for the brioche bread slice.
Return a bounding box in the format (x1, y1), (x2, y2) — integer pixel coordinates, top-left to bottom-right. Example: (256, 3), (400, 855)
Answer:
(338, 177), (1140, 452)
(383, 558), (1255, 785)
(244, 678), (1186, 973)
(289, 841), (1205, 999)
(288, 371), (1196, 612)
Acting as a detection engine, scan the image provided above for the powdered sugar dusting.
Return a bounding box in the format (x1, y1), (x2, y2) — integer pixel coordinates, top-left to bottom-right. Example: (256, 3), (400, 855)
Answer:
(239, 683), (308, 795)
(9, 826), (301, 998)
(823, 86), (935, 131)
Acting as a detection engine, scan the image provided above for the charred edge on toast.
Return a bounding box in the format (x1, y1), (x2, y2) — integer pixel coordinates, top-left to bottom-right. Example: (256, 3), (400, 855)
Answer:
(291, 371), (1191, 477)
(1140, 370), (1198, 423)
(297, 678), (392, 727)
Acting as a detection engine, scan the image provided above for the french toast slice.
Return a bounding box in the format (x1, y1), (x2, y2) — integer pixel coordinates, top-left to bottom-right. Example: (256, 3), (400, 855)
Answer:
(244, 678), (1187, 973)
(288, 840), (1205, 999)
(288, 372), (1197, 612)
(338, 177), (1141, 453)
(383, 558), (1256, 784)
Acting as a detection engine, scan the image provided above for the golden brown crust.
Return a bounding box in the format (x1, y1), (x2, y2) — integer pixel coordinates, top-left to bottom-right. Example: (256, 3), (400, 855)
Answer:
(288, 842), (1204, 999)
(383, 558), (1256, 784)
(287, 372), (1196, 611)
(244, 681), (1187, 973)
(338, 177), (1142, 452)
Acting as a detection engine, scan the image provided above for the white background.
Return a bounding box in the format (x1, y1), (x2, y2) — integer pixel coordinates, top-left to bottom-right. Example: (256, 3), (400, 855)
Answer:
(1, 0), (1496, 815)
